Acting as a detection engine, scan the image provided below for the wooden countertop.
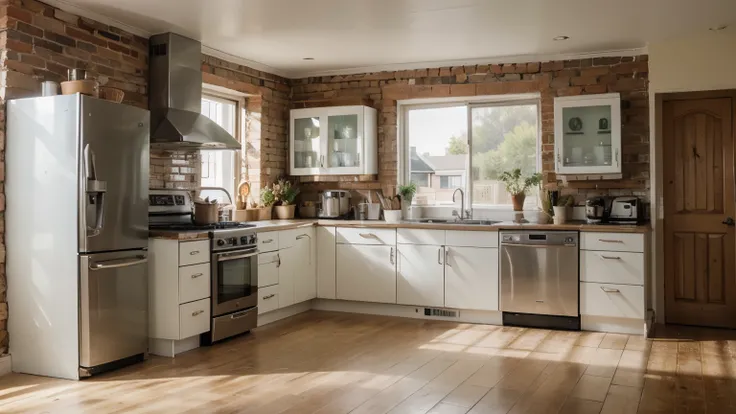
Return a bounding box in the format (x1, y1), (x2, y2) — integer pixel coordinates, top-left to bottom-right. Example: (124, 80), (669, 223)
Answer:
(150, 219), (651, 239)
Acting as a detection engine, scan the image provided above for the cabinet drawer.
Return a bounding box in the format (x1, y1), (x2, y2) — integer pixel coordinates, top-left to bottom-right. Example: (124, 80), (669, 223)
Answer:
(581, 282), (645, 319)
(258, 251), (280, 287)
(178, 263), (210, 304)
(446, 230), (498, 248)
(581, 251), (644, 285)
(397, 229), (445, 245)
(179, 240), (210, 266)
(258, 231), (279, 252)
(258, 285), (279, 314)
(179, 298), (210, 339)
(581, 232), (644, 253)
(337, 228), (396, 245)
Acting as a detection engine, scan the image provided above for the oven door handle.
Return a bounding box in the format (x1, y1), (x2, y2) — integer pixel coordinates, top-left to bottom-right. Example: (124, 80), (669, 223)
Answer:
(217, 250), (258, 261)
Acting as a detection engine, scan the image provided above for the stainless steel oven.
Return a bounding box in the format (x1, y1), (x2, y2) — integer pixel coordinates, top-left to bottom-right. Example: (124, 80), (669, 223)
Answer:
(204, 229), (259, 344)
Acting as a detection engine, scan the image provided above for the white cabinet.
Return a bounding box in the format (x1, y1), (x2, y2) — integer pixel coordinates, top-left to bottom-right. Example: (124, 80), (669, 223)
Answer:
(317, 227), (337, 299)
(278, 247), (295, 308)
(294, 228), (317, 303)
(336, 244), (397, 303)
(445, 246), (499, 311)
(397, 244), (445, 307)
(555, 93), (622, 175)
(290, 105), (378, 176)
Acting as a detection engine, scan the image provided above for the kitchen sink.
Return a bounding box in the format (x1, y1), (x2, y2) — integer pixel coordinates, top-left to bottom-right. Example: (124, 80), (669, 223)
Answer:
(418, 219), (500, 226)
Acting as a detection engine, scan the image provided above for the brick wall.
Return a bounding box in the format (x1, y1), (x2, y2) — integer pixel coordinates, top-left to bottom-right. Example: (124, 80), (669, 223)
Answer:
(290, 57), (650, 202)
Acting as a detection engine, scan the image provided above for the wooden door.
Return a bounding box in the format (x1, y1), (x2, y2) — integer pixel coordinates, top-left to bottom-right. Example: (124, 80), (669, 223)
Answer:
(663, 92), (736, 328)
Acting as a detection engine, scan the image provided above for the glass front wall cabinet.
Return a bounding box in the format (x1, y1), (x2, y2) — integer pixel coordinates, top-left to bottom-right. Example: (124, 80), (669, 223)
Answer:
(290, 105), (377, 176)
(554, 93), (622, 175)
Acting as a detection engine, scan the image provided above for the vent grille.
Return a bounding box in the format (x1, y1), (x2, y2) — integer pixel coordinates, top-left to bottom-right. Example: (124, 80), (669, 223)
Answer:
(150, 43), (167, 57)
(423, 308), (459, 318)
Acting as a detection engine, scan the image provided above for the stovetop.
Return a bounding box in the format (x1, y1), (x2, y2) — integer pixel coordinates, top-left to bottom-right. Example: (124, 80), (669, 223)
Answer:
(149, 222), (256, 232)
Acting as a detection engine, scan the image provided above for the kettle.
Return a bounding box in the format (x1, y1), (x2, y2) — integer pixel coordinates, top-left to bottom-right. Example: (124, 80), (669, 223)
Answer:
(319, 190), (351, 218)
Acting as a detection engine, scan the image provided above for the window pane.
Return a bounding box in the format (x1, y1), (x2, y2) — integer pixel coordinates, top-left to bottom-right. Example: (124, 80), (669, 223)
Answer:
(407, 106), (467, 206)
(201, 95), (238, 202)
(470, 105), (538, 209)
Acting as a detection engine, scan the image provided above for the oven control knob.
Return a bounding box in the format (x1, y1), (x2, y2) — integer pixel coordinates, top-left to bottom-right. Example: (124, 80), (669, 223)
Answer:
(250, 235), (257, 244)
(217, 239), (225, 246)
(230, 237), (238, 245)
(240, 236), (248, 244)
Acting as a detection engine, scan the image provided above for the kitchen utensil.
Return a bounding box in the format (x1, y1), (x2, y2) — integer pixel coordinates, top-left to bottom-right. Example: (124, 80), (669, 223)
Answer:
(60, 80), (99, 98)
(194, 200), (218, 225)
(67, 69), (86, 81)
(41, 81), (59, 96)
(356, 203), (367, 220)
(98, 87), (124, 103)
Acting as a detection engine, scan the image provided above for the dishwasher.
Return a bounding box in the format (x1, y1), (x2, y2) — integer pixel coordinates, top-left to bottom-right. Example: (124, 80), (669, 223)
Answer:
(500, 231), (580, 330)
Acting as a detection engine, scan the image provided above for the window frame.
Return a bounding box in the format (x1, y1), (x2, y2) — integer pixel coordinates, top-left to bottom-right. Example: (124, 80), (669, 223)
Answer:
(398, 93), (542, 211)
(201, 85), (248, 202)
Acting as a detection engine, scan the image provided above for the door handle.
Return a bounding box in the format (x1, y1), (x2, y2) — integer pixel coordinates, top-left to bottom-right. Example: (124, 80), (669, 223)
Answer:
(390, 247), (395, 265)
(600, 255), (621, 260)
(90, 255), (147, 270)
(723, 217), (735, 226)
(191, 273), (204, 279)
(600, 286), (621, 293)
(191, 310), (204, 317)
(277, 253), (281, 267)
(262, 294), (275, 300)
(437, 247), (443, 265)
(445, 248), (451, 267)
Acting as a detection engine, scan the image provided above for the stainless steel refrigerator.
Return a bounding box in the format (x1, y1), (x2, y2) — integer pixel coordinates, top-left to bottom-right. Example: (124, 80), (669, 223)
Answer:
(6, 94), (150, 379)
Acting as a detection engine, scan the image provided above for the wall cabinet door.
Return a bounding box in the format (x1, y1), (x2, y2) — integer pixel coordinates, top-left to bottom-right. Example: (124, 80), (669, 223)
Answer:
(397, 244), (445, 307)
(317, 227), (337, 299)
(554, 93), (622, 175)
(278, 247), (295, 308)
(294, 229), (317, 303)
(336, 244), (396, 303)
(445, 246), (499, 311)
(290, 105), (377, 176)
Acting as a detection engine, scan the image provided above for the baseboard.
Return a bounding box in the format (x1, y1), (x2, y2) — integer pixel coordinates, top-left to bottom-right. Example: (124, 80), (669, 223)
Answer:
(312, 299), (504, 325)
(257, 301), (312, 327)
(149, 336), (200, 358)
(0, 354), (11, 376)
(581, 315), (647, 335)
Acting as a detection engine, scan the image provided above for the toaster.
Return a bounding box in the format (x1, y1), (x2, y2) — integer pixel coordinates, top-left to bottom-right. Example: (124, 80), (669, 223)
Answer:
(609, 197), (643, 224)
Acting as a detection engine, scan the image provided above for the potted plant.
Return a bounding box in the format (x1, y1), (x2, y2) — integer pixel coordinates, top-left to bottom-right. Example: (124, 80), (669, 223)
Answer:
(398, 182), (417, 219)
(259, 186), (275, 220)
(273, 179), (300, 220)
(499, 169), (542, 211)
(553, 195), (575, 224)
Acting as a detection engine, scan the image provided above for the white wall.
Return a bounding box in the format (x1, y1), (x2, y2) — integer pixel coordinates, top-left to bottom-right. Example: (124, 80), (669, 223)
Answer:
(648, 27), (736, 323)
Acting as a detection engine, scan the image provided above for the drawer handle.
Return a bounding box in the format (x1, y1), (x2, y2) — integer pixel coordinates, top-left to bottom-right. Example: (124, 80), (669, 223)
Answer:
(277, 253), (281, 268)
(390, 247), (395, 265)
(359, 233), (376, 239)
(600, 286), (621, 293)
(189, 250), (200, 255)
(231, 309), (252, 319)
(600, 255), (621, 260)
(262, 239), (274, 244)
(191, 273), (204, 278)
(598, 239), (623, 244)
(445, 248), (451, 267)
(262, 294), (275, 300)
(296, 234), (310, 240)
(191, 310), (204, 316)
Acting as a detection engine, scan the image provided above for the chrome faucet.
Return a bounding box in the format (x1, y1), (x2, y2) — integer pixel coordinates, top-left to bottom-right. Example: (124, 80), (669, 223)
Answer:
(452, 188), (470, 221)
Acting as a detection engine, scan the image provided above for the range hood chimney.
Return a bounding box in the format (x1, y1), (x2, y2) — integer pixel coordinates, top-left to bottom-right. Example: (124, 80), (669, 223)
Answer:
(149, 32), (240, 149)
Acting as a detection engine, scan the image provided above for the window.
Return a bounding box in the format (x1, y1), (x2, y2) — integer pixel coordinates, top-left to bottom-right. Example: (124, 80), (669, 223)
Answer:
(200, 94), (239, 202)
(440, 175), (463, 189)
(402, 98), (539, 211)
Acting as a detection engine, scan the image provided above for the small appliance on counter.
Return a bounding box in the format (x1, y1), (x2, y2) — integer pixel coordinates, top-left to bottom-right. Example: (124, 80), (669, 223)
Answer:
(609, 196), (644, 224)
(585, 196), (611, 224)
(319, 190), (352, 219)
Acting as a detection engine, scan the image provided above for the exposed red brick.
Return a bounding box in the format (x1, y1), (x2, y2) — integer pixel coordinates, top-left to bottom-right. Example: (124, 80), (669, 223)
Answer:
(65, 26), (106, 47)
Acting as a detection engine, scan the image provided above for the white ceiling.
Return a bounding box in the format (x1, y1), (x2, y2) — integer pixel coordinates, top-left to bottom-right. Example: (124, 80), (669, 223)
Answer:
(54, 0), (735, 78)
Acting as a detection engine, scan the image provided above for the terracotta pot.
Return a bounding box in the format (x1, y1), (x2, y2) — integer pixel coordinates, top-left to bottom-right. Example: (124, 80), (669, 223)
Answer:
(511, 193), (526, 211)
(275, 205), (296, 220)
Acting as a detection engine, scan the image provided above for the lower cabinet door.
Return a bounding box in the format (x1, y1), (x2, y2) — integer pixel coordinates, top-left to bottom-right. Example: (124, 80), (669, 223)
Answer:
(445, 246), (499, 311)
(336, 244), (396, 303)
(278, 247), (295, 308)
(258, 285), (280, 314)
(397, 244), (445, 307)
(179, 298), (211, 339)
(294, 229), (317, 304)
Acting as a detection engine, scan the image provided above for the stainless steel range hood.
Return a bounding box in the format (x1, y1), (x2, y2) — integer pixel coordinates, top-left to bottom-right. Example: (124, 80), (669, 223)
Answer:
(149, 33), (240, 149)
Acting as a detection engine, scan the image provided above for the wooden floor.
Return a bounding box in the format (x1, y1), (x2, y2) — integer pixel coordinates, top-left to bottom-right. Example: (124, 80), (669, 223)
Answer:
(1, 311), (736, 414)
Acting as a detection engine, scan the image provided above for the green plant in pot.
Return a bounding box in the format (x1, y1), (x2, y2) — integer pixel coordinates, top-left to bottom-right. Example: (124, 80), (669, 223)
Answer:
(397, 182), (417, 219)
(499, 169), (542, 211)
(272, 179), (300, 220)
(259, 186), (276, 220)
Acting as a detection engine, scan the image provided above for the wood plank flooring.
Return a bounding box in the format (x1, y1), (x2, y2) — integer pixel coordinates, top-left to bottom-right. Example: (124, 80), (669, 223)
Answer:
(1, 311), (736, 413)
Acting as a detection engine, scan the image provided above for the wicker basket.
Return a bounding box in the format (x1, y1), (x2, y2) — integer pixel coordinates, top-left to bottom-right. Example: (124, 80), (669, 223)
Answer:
(99, 87), (125, 103)
(60, 80), (99, 98)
